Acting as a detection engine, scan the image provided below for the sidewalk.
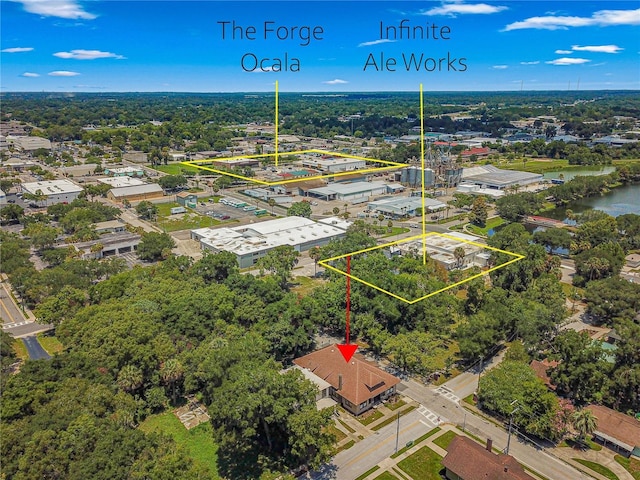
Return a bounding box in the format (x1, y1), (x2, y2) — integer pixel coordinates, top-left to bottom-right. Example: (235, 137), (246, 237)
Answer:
(554, 444), (634, 480)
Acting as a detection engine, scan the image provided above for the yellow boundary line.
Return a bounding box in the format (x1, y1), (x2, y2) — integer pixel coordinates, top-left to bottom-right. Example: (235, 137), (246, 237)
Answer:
(275, 80), (279, 167)
(179, 149), (406, 186)
(318, 232), (525, 305)
(420, 83), (427, 264)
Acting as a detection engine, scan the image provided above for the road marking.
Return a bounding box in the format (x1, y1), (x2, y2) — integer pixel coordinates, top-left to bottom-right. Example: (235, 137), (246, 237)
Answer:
(417, 405), (441, 426)
(0, 296), (17, 324)
(2, 320), (32, 329)
(435, 386), (460, 404)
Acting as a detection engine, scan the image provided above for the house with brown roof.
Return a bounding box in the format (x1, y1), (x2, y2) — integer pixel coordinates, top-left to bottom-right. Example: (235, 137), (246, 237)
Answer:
(293, 345), (400, 415)
(442, 436), (535, 480)
(586, 405), (640, 458)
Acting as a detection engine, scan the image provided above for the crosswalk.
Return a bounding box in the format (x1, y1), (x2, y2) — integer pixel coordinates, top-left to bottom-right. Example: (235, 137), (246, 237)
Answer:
(417, 405), (442, 427)
(2, 321), (31, 329)
(435, 386), (460, 404)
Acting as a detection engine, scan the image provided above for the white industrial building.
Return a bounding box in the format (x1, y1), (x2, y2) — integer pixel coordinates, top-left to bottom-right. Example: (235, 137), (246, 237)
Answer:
(397, 232), (490, 270)
(191, 216), (348, 268)
(21, 179), (83, 205)
(301, 157), (366, 173)
(461, 165), (542, 190)
(305, 181), (388, 202)
(98, 176), (146, 188)
(10, 136), (52, 151)
(367, 196), (446, 218)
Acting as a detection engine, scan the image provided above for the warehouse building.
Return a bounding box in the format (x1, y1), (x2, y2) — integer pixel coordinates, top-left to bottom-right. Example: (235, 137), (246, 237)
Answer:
(107, 183), (164, 203)
(10, 136), (52, 151)
(301, 157), (366, 173)
(367, 196), (445, 218)
(98, 177), (145, 188)
(305, 181), (388, 202)
(461, 165), (542, 190)
(398, 232), (489, 270)
(22, 179), (83, 205)
(191, 216), (347, 268)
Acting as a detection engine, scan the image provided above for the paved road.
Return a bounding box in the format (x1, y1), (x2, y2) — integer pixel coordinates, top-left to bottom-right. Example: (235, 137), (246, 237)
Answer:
(22, 335), (51, 360)
(0, 284), (25, 325)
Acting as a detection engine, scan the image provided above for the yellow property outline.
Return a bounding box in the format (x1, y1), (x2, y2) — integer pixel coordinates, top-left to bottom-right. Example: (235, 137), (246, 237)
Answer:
(318, 232), (525, 305)
(179, 148), (406, 186)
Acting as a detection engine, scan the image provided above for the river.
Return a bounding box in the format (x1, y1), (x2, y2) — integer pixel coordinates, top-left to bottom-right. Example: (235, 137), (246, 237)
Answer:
(544, 183), (640, 220)
(542, 165), (616, 182)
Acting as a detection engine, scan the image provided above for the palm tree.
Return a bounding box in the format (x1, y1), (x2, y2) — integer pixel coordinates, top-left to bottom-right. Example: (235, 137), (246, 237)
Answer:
(454, 246), (466, 268)
(117, 364), (143, 393)
(309, 246), (321, 276)
(572, 408), (597, 445)
(268, 198), (276, 214)
(160, 358), (184, 405)
(332, 207), (340, 216)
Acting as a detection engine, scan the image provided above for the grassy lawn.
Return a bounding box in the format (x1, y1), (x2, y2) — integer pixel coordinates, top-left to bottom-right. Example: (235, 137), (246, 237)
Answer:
(386, 399), (406, 411)
(501, 159), (573, 174)
(391, 427), (441, 459)
(615, 455), (640, 480)
(154, 164), (200, 175)
(326, 423), (347, 443)
(397, 445), (444, 480)
(139, 411), (219, 478)
(380, 227), (411, 238)
(334, 439), (355, 454)
(372, 406), (416, 432)
(291, 276), (324, 296)
(157, 214), (221, 232)
(559, 438), (602, 451)
(466, 216), (505, 236)
(462, 394), (476, 406)
(358, 409), (384, 426)
(37, 334), (64, 355)
(433, 430), (458, 450)
(338, 418), (356, 434)
(373, 472), (398, 480)
(572, 459), (619, 480)
(13, 339), (28, 361)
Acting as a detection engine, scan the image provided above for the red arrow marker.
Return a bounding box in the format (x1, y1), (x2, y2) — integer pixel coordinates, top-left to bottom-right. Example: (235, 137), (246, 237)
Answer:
(338, 255), (358, 362)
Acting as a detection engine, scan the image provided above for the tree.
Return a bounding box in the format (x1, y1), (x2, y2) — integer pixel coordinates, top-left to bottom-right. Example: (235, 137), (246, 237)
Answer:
(191, 251), (238, 283)
(533, 227), (572, 252)
(135, 201), (158, 221)
(0, 204), (24, 223)
(453, 246), (466, 268)
(332, 207), (340, 216)
(571, 408), (597, 445)
(23, 223), (60, 251)
(309, 247), (322, 276)
(268, 198), (276, 214)
(287, 201), (312, 218)
(160, 358), (184, 405)
(158, 175), (188, 191)
(136, 232), (175, 261)
(117, 364), (143, 393)
(257, 245), (300, 289)
(468, 196), (488, 227)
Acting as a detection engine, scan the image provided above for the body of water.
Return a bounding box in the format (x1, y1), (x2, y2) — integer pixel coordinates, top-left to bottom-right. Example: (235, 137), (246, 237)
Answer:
(544, 183), (640, 221)
(542, 165), (616, 181)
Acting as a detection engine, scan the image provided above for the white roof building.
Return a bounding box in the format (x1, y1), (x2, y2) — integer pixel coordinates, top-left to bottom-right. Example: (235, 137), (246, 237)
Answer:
(98, 177), (145, 188)
(191, 216), (348, 268)
(306, 181), (389, 202)
(22, 179), (83, 205)
(11, 136), (52, 151)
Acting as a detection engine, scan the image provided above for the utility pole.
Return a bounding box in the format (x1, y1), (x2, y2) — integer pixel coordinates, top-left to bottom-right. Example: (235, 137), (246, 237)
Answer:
(506, 400), (520, 455)
(477, 355), (483, 395)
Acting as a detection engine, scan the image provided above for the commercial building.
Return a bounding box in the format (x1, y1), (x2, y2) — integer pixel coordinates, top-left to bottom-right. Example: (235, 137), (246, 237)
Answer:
(176, 192), (198, 208)
(10, 136), (52, 151)
(103, 166), (144, 177)
(293, 345), (400, 415)
(97, 177), (145, 188)
(367, 196), (445, 218)
(287, 365), (336, 410)
(301, 157), (366, 173)
(398, 232), (489, 270)
(69, 231), (141, 260)
(21, 179), (83, 205)
(107, 183), (164, 203)
(305, 181), (388, 202)
(442, 436), (535, 480)
(461, 165), (542, 191)
(586, 405), (640, 458)
(191, 216), (347, 268)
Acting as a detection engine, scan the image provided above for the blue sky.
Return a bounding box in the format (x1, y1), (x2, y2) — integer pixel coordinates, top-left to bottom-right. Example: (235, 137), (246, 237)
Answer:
(1, 1), (639, 92)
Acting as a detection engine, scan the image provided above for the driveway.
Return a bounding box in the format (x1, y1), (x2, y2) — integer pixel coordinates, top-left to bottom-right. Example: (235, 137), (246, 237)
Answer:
(22, 336), (51, 360)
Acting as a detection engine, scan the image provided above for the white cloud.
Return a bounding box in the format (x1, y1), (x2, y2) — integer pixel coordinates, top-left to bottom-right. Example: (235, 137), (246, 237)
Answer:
(492, 65), (508, 69)
(358, 39), (396, 47)
(53, 49), (125, 60)
(520, 61), (540, 65)
(555, 50), (572, 55)
(21, 72), (40, 77)
(48, 70), (80, 76)
(2, 47), (34, 53)
(504, 8), (640, 31)
(546, 58), (591, 66)
(424, 2), (507, 16)
(572, 45), (623, 54)
(323, 79), (348, 85)
(11, 0), (97, 20)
